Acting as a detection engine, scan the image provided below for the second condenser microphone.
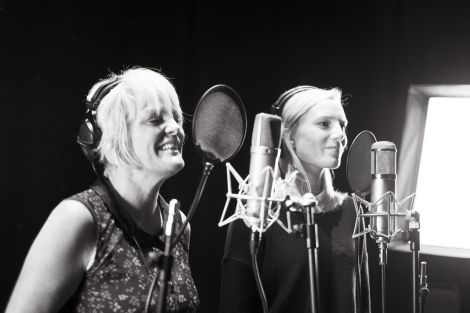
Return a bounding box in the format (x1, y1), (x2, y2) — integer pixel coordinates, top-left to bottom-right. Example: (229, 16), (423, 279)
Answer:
(245, 113), (282, 230)
(370, 141), (397, 243)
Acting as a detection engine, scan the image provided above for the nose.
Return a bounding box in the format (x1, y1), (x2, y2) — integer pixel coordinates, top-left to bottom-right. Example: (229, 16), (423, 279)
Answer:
(332, 123), (347, 147)
(165, 118), (182, 136)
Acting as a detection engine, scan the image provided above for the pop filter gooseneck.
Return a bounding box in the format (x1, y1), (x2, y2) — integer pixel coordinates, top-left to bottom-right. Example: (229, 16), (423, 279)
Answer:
(171, 84), (247, 247)
(346, 130), (377, 197)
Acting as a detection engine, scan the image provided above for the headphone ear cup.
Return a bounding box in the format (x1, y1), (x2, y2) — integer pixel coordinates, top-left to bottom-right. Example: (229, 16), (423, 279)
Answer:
(77, 77), (119, 165)
(77, 114), (101, 162)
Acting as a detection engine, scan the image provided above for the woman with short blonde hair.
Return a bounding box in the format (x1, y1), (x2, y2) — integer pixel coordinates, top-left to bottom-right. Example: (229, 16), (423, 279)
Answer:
(6, 67), (199, 313)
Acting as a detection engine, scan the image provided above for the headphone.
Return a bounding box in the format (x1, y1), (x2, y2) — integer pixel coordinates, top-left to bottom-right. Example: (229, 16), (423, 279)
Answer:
(270, 85), (316, 116)
(77, 76), (120, 163)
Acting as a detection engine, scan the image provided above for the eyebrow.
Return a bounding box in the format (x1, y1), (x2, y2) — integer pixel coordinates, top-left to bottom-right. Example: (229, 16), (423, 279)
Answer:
(319, 115), (348, 123)
(142, 108), (159, 118)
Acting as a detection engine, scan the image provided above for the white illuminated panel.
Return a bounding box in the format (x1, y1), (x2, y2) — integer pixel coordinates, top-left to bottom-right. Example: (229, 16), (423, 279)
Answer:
(414, 97), (470, 250)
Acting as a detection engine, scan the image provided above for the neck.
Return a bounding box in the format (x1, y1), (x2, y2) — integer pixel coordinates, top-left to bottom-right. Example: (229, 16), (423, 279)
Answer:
(107, 168), (164, 226)
(304, 166), (324, 195)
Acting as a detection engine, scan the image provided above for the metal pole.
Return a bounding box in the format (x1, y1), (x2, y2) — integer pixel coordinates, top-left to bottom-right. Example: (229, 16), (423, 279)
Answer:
(378, 242), (388, 313)
(409, 229), (420, 313)
(305, 205), (319, 313)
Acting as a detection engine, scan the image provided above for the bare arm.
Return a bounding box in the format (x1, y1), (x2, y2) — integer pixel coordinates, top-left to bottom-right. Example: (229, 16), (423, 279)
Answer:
(6, 200), (97, 313)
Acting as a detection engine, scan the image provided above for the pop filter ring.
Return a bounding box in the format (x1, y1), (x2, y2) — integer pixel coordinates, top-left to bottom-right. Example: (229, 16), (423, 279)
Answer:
(192, 84), (247, 164)
(346, 130), (377, 197)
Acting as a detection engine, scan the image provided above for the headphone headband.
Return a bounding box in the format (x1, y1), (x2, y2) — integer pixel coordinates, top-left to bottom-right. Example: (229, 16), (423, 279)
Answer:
(86, 77), (120, 111)
(271, 85), (315, 116)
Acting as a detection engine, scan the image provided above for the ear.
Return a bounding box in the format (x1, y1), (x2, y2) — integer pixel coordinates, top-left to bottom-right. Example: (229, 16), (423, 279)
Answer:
(287, 132), (296, 149)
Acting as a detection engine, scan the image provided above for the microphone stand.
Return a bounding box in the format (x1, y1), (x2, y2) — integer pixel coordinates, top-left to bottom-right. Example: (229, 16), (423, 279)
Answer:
(377, 240), (388, 313)
(145, 162), (215, 312)
(286, 194), (320, 313)
(407, 212), (429, 313)
(419, 261), (430, 313)
(352, 189), (423, 313)
(171, 161), (214, 247)
(250, 231), (269, 313)
(305, 201), (320, 313)
(144, 200), (178, 313)
(156, 212), (176, 313)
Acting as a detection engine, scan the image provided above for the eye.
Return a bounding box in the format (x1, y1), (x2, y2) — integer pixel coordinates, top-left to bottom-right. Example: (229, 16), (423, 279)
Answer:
(147, 114), (164, 125)
(172, 109), (183, 124)
(318, 120), (330, 128)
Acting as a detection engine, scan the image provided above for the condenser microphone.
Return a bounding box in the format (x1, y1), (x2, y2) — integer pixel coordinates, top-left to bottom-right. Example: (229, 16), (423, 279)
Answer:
(370, 141), (397, 244)
(245, 113), (282, 231)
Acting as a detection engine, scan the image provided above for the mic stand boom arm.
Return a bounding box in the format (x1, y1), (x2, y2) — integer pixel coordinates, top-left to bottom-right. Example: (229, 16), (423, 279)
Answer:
(172, 162), (214, 247)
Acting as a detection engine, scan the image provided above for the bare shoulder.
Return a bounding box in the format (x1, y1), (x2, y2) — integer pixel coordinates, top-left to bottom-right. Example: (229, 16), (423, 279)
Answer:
(52, 199), (95, 225)
(5, 199), (96, 313)
(36, 199), (96, 258)
(42, 199), (97, 249)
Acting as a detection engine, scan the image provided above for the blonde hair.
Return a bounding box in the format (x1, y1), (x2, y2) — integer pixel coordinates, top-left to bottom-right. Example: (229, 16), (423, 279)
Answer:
(279, 86), (347, 211)
(86, 67), (183, 176)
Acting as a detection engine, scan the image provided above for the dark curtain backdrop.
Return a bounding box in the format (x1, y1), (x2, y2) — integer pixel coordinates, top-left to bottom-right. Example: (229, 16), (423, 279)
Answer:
(2, 1), (470, 312)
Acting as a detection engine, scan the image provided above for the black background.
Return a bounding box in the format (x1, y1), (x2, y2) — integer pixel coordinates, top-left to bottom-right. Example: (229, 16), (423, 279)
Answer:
(1, 0), (470, 312)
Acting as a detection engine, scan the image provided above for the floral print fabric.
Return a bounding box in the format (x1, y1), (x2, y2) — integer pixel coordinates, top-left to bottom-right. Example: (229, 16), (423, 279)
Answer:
(60, 188), (199, 313)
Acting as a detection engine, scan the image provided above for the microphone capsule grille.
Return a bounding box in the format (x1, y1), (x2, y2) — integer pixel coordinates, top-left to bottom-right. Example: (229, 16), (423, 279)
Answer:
(371, 141), (396, 175)
(252, 113), (282, 148)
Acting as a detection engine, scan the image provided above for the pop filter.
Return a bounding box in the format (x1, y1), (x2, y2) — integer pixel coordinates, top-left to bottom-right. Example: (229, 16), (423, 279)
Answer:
(192, 84), (247, 164)
(169, 84), (247, 249)
(346, 130), (377, 197)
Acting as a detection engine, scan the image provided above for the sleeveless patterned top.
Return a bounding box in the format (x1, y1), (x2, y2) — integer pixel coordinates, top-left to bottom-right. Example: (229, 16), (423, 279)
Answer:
(60, 187), (199, 313)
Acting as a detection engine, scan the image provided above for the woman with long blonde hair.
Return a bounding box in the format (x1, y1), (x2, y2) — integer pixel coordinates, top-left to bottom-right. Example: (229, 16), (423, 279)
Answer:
(220, 86), (370, 313)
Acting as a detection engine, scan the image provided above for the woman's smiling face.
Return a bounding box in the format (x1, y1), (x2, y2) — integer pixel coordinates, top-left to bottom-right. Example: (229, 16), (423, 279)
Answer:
(129, 95), (185, 180)
(291, 98), (348, 175)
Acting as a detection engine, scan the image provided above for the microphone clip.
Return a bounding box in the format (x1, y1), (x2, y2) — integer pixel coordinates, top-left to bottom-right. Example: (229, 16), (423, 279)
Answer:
(405, 210), (421, 231)
(351, 191), (417, 242)
(219, 162), (286, 233)
(284, 193), (318, 212)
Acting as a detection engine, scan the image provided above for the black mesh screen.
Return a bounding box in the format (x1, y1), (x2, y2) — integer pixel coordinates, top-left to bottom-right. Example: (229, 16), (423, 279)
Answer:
(346, 130), (377, 196)
(192, 85), (247, 163)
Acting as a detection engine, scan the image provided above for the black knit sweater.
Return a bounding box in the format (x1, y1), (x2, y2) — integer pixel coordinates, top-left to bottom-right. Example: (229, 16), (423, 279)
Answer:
(219, 196), (370, 313)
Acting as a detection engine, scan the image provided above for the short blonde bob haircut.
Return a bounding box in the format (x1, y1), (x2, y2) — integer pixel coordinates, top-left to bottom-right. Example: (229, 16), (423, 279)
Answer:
(86, 67), (183, 177)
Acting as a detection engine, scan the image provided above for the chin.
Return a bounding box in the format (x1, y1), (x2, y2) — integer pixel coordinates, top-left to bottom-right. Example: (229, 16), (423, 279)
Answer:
(171, 159), (185, 172)
(326, 160), (341, 169)
(158, 157), (184, 176)
(177, 160), (185, 171)
(161, 164), (184, 181)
